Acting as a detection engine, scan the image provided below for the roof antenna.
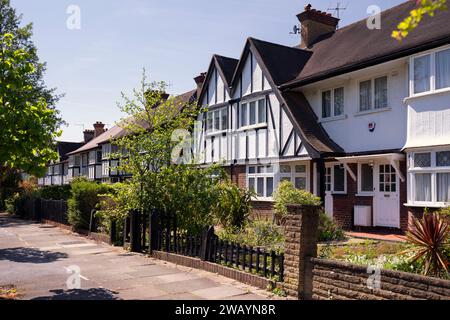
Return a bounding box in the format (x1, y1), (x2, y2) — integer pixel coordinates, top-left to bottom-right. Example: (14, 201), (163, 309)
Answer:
(327, 2), (348, 28)
(290, 25), (301, 35)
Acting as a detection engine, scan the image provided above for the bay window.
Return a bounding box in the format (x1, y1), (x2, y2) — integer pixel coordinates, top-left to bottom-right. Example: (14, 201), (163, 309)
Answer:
(411, 46), (450, 95)
(408, 149), (450, 206)
(206, 107), (228, 134)
(359, 76), (388, 112)
(322, 87), (344, 119)
(240, 98), (266, 128)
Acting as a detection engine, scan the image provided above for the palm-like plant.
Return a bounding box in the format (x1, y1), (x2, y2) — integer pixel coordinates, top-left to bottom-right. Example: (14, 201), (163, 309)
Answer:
(406, 212), (449, 276)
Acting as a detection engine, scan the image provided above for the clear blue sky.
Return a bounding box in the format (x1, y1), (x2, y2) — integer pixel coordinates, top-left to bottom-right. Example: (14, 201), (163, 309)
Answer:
(11, 0), (406, 141)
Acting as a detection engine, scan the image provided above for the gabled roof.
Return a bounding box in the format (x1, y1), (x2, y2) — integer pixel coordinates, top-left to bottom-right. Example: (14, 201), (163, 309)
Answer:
(282, 1), (450, 88)
(229, 37), (342, 156)
(230, 37), (312, 88)
(67, 89), (198, 156)
(198, 54), (239, 104)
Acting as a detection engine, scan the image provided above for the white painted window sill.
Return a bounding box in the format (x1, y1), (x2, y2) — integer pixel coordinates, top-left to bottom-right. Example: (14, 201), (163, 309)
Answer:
(237, 123), (268, 132)
(206, 130), (229, 137)
(356, 193), (375, 197)
(354, 107), (391, 117)
(404, 87), (450, 103)
(319, 114), (348, 123)
(403, 202), (450, 208)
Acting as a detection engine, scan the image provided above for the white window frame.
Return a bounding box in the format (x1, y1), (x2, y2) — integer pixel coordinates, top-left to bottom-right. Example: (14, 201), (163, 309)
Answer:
(239, 97), (267, 130)
(247, 165), (275, 200)
(206, 106), (228, 135)
(409, 45), (450, 98)
(357, 75), (389, 114)
(320, 87), (345, 120)
(325, 163), (347, 195)
(407, 147), (450, 207)
(357, 163), (375, 196)
(246, 162), (310, 200)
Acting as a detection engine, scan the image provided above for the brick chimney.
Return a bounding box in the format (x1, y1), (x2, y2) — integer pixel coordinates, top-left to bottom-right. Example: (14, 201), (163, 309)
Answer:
(93, 121), (106, 138)
(297, 4), (339, 49)
(83, 129), (94, 143)
(194, 72), (206, 98)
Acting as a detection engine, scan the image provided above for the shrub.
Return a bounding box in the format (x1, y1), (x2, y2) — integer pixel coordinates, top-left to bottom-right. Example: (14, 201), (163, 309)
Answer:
(212, 180), (254, 232)
(5, 193), (21, 215)
(37, 185), (71, 200)
(273, 181), (321, 223)
(318, 210), (345, 241)
(67, 178), (112, 230)
(96, 182), (140, 234)
(406, 212), (449, 276)
(216, 220), (285, 253)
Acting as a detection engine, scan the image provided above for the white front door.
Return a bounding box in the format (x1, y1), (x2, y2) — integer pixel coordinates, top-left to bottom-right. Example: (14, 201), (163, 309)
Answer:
(373, 164), (400, 228)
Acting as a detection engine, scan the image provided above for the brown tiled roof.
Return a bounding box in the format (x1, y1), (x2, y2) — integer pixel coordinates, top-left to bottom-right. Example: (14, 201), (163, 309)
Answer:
(282, 1), (450, 88)
(67, 89), (197, 155)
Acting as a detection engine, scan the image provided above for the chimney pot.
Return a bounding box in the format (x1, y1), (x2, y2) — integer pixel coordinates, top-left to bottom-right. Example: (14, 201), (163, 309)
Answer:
(83, 129), (94, 143)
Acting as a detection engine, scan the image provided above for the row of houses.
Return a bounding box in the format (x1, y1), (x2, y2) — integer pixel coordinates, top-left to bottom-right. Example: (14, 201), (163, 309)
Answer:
(40, 1), (450, 233)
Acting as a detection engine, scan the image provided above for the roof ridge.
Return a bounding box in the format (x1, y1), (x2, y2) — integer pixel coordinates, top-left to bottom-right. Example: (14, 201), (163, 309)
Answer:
(248, 36), (308, 52)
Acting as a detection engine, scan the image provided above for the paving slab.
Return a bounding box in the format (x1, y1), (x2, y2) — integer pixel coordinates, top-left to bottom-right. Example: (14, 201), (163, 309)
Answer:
(191, 285), (248, 300)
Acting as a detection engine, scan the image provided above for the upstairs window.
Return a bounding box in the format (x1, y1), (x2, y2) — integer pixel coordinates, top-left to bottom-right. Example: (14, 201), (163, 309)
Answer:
(206, 107), (228, 133)
(359, 76), (388, 112)
(240, 98), (266, 128)
(322, 87), (344, 119)
(411, 47), (450, 95)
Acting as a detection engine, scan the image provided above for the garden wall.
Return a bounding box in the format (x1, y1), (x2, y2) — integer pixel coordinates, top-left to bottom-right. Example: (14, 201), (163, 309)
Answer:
(283, 204), (450, 300)
(310, 258), (450, 300)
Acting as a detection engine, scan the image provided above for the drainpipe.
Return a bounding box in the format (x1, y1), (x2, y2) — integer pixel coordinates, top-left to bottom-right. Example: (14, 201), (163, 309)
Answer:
(316, 159), (326, 202)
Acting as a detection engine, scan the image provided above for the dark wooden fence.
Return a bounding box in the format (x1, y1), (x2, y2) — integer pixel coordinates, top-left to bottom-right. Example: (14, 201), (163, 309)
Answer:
(124, 210), (284, 282)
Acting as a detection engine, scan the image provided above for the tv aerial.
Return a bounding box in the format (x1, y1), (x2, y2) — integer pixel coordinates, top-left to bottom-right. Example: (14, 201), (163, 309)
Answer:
(327, 2), (348, 28)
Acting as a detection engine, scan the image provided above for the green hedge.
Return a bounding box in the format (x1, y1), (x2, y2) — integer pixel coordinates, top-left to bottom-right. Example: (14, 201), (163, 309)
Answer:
(67, 178), (112, 230)
(37, 185), (71, 200)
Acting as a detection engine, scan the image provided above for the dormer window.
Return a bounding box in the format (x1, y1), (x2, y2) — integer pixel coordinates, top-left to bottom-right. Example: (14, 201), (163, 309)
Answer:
(411, 46), (450, 96)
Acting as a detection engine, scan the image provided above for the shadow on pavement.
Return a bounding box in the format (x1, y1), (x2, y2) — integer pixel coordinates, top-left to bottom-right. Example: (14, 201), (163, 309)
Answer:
(0, 247), (68, 264)
(31, 288), (121, 300)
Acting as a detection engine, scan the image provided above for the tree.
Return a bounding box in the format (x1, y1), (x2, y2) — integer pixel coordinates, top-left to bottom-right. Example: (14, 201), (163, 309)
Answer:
(392, 0), (447, 40)
(112, 71), (225, 233)
(0, 0), (62, 202)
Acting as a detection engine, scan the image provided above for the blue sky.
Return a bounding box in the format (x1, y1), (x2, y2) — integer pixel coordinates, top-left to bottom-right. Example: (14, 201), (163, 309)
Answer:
(11, 0), (406, 141)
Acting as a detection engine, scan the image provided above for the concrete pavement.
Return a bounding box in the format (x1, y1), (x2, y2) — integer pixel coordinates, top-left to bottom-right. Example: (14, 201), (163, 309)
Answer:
(0, 213), (277, 300)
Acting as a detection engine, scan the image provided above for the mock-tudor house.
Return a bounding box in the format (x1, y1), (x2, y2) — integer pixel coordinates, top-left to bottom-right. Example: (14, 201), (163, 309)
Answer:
(38, 141), (84, 186)
(194, 1), (450, 232)
(65, 88), (200, 183)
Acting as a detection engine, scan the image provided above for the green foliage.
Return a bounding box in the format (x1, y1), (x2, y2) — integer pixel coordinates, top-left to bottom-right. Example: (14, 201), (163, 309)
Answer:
(0, 1), (62, 177)
(112, 71), (229, 234)
(212, 180), (255, 232)
(216, 220), (285, 253)
(405, 212), (449, 276)
(392, 0), (447, 40)
(37, 185), (71, 200)
(273, 180), (321, 222)
(318, 210), (345, 242)
(0, 167), (21, 209)
(67, 178), (111, 230)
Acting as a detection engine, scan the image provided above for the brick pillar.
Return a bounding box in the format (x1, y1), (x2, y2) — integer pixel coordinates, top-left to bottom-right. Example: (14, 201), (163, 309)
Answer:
(283, 204), (320, 299)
